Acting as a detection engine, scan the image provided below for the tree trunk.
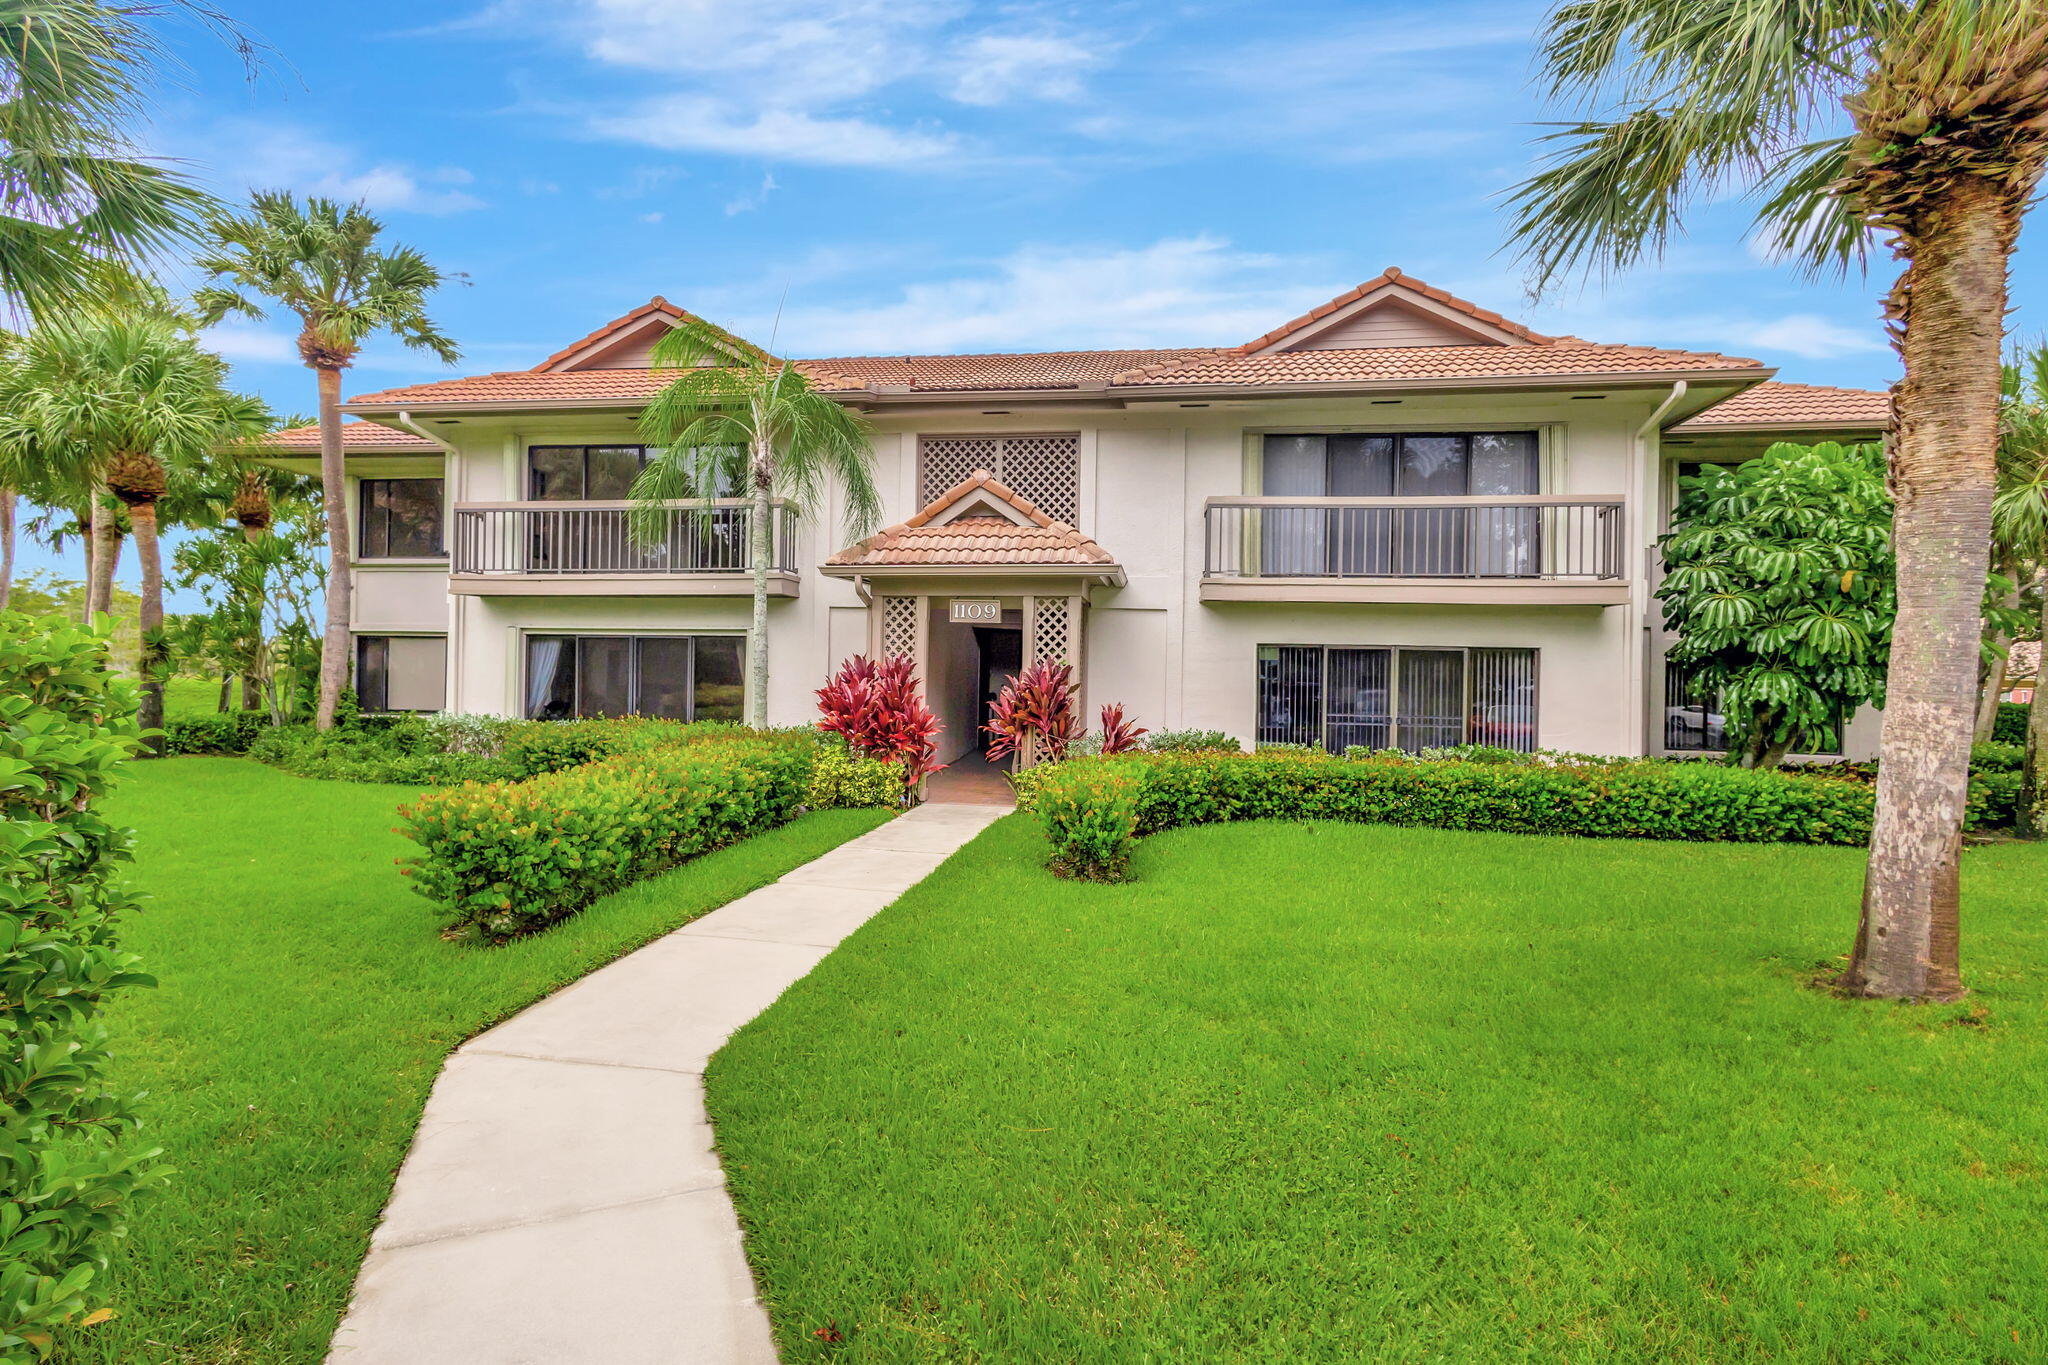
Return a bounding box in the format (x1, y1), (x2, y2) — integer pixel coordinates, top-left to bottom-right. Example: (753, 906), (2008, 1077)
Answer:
(747, 438), (773, 730)
(2020, 585), (2047, 839)
(242, 673), (260, 711)
(1845, 181), (2014, 1002)
(219, 675), (233, 713)
(86, 495), (123, 619)
(1975, 579), (2018, 741)
(0, 486), (15, 611)
(313, 364), (353, 731)
(132, 498), (166, 749)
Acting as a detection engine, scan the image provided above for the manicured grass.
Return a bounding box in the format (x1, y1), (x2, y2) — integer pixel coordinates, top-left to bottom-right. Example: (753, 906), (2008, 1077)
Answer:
(67, 758), (889, 1365)
(160, 675), (231, 719)
(712, 817), (2048, 1364)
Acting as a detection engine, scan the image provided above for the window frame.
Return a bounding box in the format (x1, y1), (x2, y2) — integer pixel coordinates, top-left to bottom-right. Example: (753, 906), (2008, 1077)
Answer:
(521, 631), (745, 722)
(356, 477), (446, 560)
(1255, 643), (1540, 754)
(1259, 430), (1541, 498)
(353, 633), (447, 713)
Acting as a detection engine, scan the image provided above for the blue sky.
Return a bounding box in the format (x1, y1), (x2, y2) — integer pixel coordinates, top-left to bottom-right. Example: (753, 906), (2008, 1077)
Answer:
(28, 0), (2048, 593)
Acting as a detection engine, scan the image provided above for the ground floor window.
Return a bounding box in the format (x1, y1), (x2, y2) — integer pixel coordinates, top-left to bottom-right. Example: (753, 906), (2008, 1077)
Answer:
(355, 635), (446, 712)
(1256, 645), (1537, 754)
(1662, 656), (1840, 755)
(524, 634), (743, 722)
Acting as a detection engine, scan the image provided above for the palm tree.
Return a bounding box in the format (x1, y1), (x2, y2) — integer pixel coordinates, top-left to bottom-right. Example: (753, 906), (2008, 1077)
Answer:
(1994, 346), (2048, 834)
(192, 193), (460, 730)
(632, 313), (882, 729)
(1507, 1), (2048, 1001)
(0, 316), (267, 736)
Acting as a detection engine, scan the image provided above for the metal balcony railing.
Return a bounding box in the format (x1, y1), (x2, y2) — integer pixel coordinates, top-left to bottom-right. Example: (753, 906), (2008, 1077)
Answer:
(1203, 496), (1626, 581)
(451, 500), (798, 576)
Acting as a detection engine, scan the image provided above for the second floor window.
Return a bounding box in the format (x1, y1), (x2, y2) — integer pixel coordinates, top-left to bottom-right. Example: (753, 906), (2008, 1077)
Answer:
(529, 445), (737, 500)
(358, 478), (444, 558)
(1262, 431), (1538, 498)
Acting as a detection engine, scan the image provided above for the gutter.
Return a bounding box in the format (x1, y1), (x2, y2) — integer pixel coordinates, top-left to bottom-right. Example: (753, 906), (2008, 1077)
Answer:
(1633, 381), (1687, 756)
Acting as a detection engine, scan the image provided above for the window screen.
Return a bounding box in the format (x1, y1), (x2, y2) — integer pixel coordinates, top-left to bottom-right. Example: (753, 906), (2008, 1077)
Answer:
(355, 636), (446, 712)
(1256, 645), (1537, 754)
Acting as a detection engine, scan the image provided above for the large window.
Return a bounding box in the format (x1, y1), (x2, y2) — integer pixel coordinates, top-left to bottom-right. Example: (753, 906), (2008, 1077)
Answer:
(355, 635), (446, 712)
(1260, 431), (1540, 576)
(528, 445), (736, 500)
(524, 634), (743, 721)
(358, 479), (444, 558)
(1256, 645), (1537, 754)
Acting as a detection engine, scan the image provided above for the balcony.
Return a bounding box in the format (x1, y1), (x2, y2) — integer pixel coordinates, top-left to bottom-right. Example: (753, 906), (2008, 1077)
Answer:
(1201, 496), (1629, 604)
(449, 500), (800, 597)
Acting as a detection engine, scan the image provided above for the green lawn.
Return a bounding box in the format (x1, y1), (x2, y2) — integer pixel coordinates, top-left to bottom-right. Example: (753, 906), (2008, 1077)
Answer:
(68, 758), (889, 1365)
(711, 817), (2048, 1364)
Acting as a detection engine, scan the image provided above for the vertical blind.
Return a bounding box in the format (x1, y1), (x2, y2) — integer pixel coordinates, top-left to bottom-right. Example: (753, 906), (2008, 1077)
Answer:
(524, 635), (744, 722)
(1256, 645), (1538, 754)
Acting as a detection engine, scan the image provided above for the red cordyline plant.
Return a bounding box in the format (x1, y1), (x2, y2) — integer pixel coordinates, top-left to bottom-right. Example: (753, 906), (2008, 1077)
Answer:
(815, 654), (942, 791)
(985, 659), (1078, 766)
(1097, 702), (1148, 755)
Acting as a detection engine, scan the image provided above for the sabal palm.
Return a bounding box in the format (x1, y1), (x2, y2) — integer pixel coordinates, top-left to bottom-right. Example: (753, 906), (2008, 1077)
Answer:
(1509, 0), (2048, 1001)
(1995, 346), (2048, 833)
(632, 314), (882, 729)
(193, 192), (459, 730)
(0, 316), (267, 735)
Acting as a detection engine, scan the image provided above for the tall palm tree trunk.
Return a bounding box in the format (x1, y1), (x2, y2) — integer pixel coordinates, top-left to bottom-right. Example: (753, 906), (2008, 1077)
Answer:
(131, 497), (166, 747)
(313, 364), (353, 730)
(0, 487), (15, 611)
(747, 439), (772, 731)
(1846, 180), (2015, 1002)
(86, 495), (123, 619)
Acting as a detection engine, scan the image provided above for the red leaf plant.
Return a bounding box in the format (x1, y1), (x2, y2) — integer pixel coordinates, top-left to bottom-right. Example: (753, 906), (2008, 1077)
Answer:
(984, 659), (1079, 766)
(816, 654), (942, 791)
(1097, 702), (1149, 755)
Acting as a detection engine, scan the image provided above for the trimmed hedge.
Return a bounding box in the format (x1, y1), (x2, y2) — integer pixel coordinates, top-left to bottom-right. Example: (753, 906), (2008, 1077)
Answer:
(398, 732), (814, 942)
(1029, 750), (1878, 881)
(1992, 701), (2031, 745)
(159, 710), (269, 756)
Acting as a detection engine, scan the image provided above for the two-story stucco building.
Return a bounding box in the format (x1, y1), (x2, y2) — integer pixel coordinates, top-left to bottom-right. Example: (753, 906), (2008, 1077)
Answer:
(249, 269), (1890, 764)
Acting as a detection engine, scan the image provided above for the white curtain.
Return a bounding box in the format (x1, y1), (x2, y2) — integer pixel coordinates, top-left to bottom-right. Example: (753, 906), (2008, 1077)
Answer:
(526, 638), (565, 718)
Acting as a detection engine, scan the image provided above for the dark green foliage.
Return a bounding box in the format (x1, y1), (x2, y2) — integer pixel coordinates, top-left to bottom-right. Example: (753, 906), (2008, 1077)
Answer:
(240, 715), (717, 787)
(1993, 701), (2031, 744)
(0, 614), (164, 1362)
(157, 712), (269, 757)
(245, 724), (505, 787)
(1140, 729), (1242, 753)
(398, 731), (818, 942)
(1032, 751), (1876, 881)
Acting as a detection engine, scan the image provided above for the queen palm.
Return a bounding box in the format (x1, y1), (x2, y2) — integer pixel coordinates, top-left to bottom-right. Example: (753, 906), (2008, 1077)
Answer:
(0, 316), (267, 736)
(193, 193), (459, 730)
(631, 314), (882, 729)
(1508, 0), (2048, 1001)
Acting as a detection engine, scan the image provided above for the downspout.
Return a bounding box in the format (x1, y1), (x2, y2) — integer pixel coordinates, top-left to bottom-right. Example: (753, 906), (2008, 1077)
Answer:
(1632, 382), (1687, 755)
(396, 410), (462, 715)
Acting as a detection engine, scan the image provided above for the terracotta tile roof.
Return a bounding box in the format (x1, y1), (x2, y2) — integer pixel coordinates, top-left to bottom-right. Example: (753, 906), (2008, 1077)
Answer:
(2008, 640), (2040, 683)
(350, 369), (674, 406)
(796, 349), (1218, 392)
(1235, 267), (1556, 353)
(533, 296), (685, 370)
(1671, 381), (1891, 432)
(826, 469), (1116, 568)
(236, 420), (440, 453)
(1112, 341), (1763, 387)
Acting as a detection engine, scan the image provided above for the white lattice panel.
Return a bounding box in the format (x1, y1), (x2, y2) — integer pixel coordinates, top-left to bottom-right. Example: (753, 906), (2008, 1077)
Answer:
(880, 596), (918, 661)
(1029, 595), (1079, 668)
(919, 433), (1080, 524)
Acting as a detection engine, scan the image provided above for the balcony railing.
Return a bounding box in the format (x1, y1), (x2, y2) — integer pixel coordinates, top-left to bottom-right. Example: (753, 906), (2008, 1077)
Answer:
(1204, 496), (1626, 581)
(451, 500), (799, 577)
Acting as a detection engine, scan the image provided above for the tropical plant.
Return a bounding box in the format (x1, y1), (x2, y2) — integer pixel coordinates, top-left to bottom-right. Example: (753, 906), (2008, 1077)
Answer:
(814, 655), (942, 793)
(1658, 442), (1895, 769)
(985, 659), (1080, 767)
(0, 610), (164, 1361)
(170, 480), (325, 724)
(1992, 345), (2048, 833)
(1507, 0), (2048, 1001)
(632, 313), (882, 729)
(1097, 702), (1149, 756)
(193, 193), (460, 731)
(0, 316), (267, 736)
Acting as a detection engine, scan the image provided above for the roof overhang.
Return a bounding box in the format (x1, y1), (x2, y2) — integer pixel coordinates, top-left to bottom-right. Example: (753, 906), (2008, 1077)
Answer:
(820, 562), (1126, 589)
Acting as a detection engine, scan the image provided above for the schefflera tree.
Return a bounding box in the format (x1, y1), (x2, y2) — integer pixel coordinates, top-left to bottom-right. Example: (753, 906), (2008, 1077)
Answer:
(1658, 441), (1895, 770)
(0, 612), (163, 1354)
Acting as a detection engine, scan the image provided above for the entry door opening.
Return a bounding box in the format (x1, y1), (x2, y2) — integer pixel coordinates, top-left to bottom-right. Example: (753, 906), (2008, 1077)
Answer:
(972, 625), (1023, 755)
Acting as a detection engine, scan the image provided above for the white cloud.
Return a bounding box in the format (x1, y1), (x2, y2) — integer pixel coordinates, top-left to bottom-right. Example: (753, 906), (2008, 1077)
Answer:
(185, 119), (487, 214)
(199, 322), (298, 365)
(588, 96), (957, 168)
(724, 171), (779, 216)
(947, 32), (1101, 106)
(1731, 313), (1886, 359)
(755, 235), (1326, 354)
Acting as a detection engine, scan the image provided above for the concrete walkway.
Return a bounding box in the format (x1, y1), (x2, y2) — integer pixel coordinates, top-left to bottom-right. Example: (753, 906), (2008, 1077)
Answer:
(328, 798), (1009, 1365)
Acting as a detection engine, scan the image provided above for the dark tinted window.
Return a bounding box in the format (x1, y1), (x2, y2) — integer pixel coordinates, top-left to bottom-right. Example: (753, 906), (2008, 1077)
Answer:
(359, 479), (444, 558)
(523, 635), (745, 721)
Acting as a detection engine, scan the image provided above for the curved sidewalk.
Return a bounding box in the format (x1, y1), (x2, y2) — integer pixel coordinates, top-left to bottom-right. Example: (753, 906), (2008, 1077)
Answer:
(328, 798), (1008, 1364)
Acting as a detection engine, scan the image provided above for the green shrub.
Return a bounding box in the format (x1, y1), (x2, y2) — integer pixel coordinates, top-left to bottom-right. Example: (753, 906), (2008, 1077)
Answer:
(1966, 770), (2024, 832)
(0, 613), (167, 1357)
(1992, 701), (2030, 745)
(1037, 762), (1142, 880)
(398, 732), (815, 942)
(494, 716), (699, 779)
(158, 710), (268, 756)
(805, 748), (904, 809)
(1033, 750), (1877, 881)
(247, 724), (508, 786)
(1142, 729), (1241, 754)
(1970, 741), (2025, 773)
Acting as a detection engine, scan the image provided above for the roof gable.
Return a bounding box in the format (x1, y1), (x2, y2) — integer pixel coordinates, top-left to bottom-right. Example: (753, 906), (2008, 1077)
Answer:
(1241, 268), (1553, 355)
(826, 468), (1117, 570)
(534, 297), (684, 372)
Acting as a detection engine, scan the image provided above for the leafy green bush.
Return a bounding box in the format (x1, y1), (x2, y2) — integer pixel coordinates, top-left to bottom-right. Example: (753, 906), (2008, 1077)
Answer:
(158, 710), (268, 756)
(1031, 750), (1877, 881)
(1141, 729), (1242, 754)
(805, 748), (904, 809)
(0, 614), (167, 1358)
(398, 732), (816, 942)
(1966, 770), (2024, 832)
(1992, 702), (2030, 745)
(494, 716), (701, 779)
(1971, 740), (2025, 772)
(247, 724), (508, 786)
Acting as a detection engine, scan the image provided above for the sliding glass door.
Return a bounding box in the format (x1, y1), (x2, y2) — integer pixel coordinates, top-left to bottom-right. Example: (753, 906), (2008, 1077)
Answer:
(524, 634), (744, 722)
(1256, 645), (1539, 753)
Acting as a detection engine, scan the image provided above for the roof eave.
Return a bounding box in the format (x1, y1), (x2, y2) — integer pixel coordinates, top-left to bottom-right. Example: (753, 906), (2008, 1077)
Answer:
(820, 562), (1125, 588)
